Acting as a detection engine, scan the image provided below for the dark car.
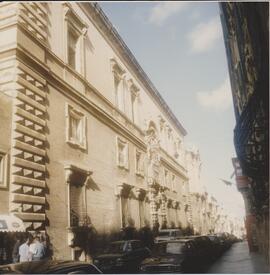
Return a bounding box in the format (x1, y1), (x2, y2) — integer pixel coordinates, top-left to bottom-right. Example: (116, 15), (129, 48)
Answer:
(207, 235), (223, 257)
(93, 240), (151, 273)
(187, 235), (215, 264)
(140, 239), (198, 273)
(0, 260), (102, 274)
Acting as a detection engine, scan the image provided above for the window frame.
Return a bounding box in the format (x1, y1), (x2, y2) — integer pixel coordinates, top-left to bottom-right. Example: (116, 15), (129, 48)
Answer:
(0, 152), (8, 189)
(135, 148), (144, 177)
(164, 168), (170, 188)
(66, 104), (87, 150)
(172, 174), (176, 192)
(111, 58), (126, 112)
(116, 137), (129, 170)
(63, 3), (88, 75)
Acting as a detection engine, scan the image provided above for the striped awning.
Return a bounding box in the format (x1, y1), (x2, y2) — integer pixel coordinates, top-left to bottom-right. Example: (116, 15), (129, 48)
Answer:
(0, 214), (25, 232)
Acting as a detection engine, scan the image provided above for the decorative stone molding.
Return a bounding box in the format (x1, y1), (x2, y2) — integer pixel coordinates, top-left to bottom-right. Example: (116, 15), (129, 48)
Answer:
(110, 58), (126, 79)
(167, 198), (173, 208)
(64, 164), (92, 186)
(127, 79), (139, 96)
(172, 200), (179, 209)
(134, 187), (146, 200)
(115, 182), (133, 198)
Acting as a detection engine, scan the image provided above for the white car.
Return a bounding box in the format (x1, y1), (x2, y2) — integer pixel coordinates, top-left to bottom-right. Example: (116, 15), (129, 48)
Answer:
(154, 229), (183, 243)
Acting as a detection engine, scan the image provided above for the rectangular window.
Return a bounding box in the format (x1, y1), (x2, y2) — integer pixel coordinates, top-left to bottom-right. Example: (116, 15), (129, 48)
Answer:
(0, 152), (8, 189)
(117, 137), (129, 169)
(111, 58), (126, 113)
(135, 149), (144, 176)
(68, 28), (79, 70)
(129, 83), (139, 124)
(114, 76), (121, 109)
(164, 169), (169, 188)
(172, 174), (176, 191)
(131, 92), (136, 123)
(64, 3), (88, 75)
(66, 104), (86, 149)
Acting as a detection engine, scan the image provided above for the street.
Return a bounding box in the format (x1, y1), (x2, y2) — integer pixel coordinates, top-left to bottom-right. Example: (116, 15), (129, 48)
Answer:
(206, 241), (269, 274)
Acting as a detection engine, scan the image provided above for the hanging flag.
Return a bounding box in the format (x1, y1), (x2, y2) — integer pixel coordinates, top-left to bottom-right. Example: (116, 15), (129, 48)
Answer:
(220, 178), (234, 186)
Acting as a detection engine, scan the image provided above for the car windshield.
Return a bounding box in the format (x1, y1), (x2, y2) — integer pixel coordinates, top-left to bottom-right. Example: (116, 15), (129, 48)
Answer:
(153, 242), (185, 255)
(105, 242), (131, 254)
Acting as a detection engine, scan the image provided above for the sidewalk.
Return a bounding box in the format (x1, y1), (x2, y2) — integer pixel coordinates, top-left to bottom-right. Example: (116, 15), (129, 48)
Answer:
(207, 241), (269, 273)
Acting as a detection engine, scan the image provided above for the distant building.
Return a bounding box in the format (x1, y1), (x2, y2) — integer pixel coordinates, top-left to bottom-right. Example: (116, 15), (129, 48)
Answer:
(220, 2), (269, 262)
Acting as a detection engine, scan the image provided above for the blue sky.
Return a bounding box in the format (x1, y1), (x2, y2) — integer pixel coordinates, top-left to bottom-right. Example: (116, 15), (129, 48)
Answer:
(99, 2), (245, 219)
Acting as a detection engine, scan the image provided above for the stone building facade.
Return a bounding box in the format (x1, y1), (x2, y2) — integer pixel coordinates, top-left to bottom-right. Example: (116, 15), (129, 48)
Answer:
(220, 2), (269, 263)
(0, 2), (192, 259)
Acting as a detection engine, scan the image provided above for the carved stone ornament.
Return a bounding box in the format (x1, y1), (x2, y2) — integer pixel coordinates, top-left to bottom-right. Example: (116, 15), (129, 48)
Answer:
(115, 182), (134, 198)
(64, 164), (92, 186)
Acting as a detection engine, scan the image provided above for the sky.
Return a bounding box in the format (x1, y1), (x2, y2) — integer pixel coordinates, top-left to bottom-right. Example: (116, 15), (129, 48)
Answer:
(99, 1), (245, 220)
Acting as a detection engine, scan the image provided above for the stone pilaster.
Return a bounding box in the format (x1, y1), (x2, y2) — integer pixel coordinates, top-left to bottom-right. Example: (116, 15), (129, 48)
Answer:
(9, 61), (48, 231)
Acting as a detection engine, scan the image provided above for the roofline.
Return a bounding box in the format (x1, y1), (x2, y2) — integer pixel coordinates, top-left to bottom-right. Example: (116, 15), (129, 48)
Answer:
(80, 2), (187, 136)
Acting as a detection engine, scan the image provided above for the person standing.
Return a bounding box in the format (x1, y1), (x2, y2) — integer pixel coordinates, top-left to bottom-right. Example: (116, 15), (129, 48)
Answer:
(12, 234), (23, 263)
(19, 235), (33, 262)
(29, 236), (45, 261)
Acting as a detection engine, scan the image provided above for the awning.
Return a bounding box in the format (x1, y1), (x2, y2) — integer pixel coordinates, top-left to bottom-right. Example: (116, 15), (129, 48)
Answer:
(0, 214), (25, 232)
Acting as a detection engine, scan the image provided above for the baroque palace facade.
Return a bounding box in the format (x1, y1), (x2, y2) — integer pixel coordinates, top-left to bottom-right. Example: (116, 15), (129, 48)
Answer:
(0, 2), (241, 259)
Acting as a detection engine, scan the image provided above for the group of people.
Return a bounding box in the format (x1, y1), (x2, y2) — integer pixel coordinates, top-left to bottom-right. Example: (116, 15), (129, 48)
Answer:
(12, 232), (49, 263)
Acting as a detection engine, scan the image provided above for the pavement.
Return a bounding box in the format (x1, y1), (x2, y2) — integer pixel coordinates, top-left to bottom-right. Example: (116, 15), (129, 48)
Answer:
(207, 241), (269, 273)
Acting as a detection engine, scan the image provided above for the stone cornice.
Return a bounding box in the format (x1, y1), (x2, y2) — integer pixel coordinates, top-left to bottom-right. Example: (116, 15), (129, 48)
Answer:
(12, 45), (147, 151)
(160, 148), (188, 178)
(16, 22), (145, 138)
(78, 2), (187, 137)
(160, 155), (188, 181)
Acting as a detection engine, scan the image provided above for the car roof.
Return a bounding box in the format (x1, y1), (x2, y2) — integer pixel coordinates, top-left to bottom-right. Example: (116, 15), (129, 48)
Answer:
(156, 239), (191, 244)
(159, 229), (181, 232)
(111, 239), (140, 244)
(0, 260), (100, 274)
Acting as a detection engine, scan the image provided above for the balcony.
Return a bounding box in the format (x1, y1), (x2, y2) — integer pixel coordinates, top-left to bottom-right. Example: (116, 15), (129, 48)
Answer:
(235, 175), (250, 190)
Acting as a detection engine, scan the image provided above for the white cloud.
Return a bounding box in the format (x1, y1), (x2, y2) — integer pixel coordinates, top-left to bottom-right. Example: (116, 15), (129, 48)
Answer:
(196, 78), (233, 111)
(148, 2), (190, 26)
(188, 16), (222, 53)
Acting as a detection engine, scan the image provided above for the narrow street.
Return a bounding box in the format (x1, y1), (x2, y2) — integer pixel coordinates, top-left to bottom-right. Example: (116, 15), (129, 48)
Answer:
(207, 241), (269, 273)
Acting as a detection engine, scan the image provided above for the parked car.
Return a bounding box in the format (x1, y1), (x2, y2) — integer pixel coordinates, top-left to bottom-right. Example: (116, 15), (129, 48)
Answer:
(93, 240), (151, 273)
(140, 239), (198, 273)
(216, 233), (232, 251)
(154, 229), (182, 243)
(207, 235), (223, 258)
(187, 235), (215, 265)
(0, 260), (102, 274)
